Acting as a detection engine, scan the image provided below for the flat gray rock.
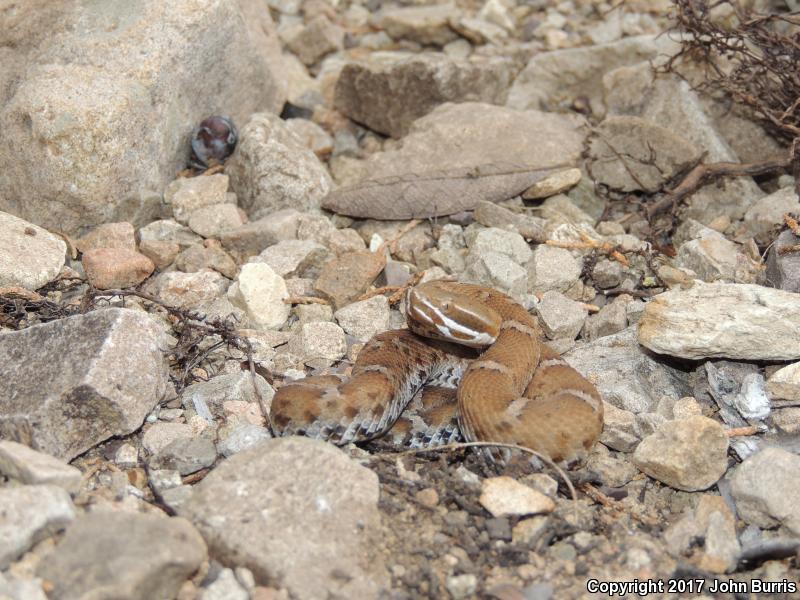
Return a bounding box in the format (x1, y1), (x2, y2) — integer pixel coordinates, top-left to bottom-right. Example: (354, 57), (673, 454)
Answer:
(0, 485), (75, 569)
(604, 64), (764, 223)
(179, 437), (388, 599)
(507, 35), (678, 115)
(0, 441), (82, 493)
(149, 436), (218, 476)
(564, 327), (691, 414)
(37, 511), (206, 600)
(638, 282), (800, 360)
(632, 415), (729, 491)
(334, 52), (512, 138)
(323, 102), (586, 220)
(588, 116), (702, 193)
(0, 308), (169, 460)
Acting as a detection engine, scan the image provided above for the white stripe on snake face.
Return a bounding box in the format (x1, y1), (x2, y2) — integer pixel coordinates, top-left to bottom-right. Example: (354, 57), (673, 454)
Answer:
(413, 294), (494, 344)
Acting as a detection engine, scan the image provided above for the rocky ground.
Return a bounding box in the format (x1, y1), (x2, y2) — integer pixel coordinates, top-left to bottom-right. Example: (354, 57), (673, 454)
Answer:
(1, 0), (800, 598)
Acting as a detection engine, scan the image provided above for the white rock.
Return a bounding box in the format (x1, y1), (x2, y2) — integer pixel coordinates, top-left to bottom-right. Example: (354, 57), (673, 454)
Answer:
(0, 571), (48, 600)
(114, 443), (139, 469)
(523, 167), (582, 199)
(527, 245), (582, 294)
(600, 401), (639, 452)
(512, 516), (549, 545)
(479, 476), (555, 517)
(744, 186), (800, 239)
(227, 263), (290, 330)
(536, 290), (587, 340)
(466, 227), (533, 265)
(227, 113), (333, 216)
(676, 232), (740, 282)
(187, 203), (245, 238)
(138, 219), (202, 248)
(334, 295), (391, 342)
(632, 415), (729, 491)
(0, 441), (82, 494)
(142, 422), (194, 455)
(0, 211), (66, 291)
(638, 282), (800, 360)
(288, 321), (347, 361)
(254, 239), (328, 278)
(446, 573), (478, 600)
(165, 174), (231, 224)
(735, 373), (771, 420)
(0, 485), (75, 569)
(730, 447), (800, 535)
(766, 361), (800, 402)
(461, 251), (528, 300)
(202, 568), (249, 600)
(218, 423), (272, 458)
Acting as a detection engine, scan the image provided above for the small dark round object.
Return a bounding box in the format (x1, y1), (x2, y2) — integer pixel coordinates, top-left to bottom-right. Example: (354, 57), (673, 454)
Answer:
(190, 115), (238, 169)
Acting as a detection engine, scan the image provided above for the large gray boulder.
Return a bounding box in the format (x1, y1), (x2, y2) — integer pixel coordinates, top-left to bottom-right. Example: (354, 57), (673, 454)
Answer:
(0, 308), (169, 460)
(180, 437), (389, 599)
(0, 0), (286, 236)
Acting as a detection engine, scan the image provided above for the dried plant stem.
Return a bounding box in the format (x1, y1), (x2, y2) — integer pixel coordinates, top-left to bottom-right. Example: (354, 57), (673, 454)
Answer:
(283, 295), (330, 305)
(367, 441), (578, 510)
(546, 232), (629, 266)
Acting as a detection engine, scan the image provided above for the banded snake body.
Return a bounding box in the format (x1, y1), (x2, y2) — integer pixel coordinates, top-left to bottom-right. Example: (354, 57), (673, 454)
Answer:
(271, 281), (604, 465)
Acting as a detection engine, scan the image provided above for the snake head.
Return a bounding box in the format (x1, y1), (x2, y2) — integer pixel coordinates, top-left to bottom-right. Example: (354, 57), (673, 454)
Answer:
(406, 282), (502, 348)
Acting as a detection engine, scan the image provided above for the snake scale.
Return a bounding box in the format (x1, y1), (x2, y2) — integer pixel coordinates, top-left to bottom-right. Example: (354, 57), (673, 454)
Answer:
(270, 281), (604, 465)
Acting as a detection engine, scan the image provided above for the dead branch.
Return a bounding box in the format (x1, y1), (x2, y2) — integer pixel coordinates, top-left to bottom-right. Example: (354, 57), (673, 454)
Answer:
(647, 155), (793, 219)
(649, 1), (800, 219)
(82, 288), (259, 393)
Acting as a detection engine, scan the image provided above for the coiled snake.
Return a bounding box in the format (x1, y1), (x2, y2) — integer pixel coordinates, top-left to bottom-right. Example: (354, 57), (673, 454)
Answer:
(271, 281), (603, 465)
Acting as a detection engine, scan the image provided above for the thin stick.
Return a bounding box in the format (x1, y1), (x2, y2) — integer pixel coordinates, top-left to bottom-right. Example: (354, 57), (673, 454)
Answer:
(365, 441), (578, 511)
(546, 232), (629, 266)
(386, 219), (422, 255)
(581, 483), (659, 526)
(646, 157), (792, 219)
(725, 425), (761, 437)
(283, 295), (330, 305)
(777, 244), (800, 255)
(784, 214), (800, 235)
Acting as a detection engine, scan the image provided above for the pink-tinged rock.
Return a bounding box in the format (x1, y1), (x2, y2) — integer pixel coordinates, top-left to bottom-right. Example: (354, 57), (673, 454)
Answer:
(82, 248), (155, 289)
(138, 239), (181, 270)
(75, 222), (136, 253)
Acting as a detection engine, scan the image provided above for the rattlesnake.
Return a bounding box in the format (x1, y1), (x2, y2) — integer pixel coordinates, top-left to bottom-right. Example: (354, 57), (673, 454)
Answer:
(271, 281), (604, 465)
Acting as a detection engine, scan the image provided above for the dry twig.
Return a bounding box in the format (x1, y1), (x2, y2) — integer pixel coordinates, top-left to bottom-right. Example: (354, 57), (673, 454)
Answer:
(366, 441), (578, 516)
(546, 232), (629, 266)
(725, 425), (762, 437)
(357, 271), (426, 304)
(283, 295), (330, 305)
